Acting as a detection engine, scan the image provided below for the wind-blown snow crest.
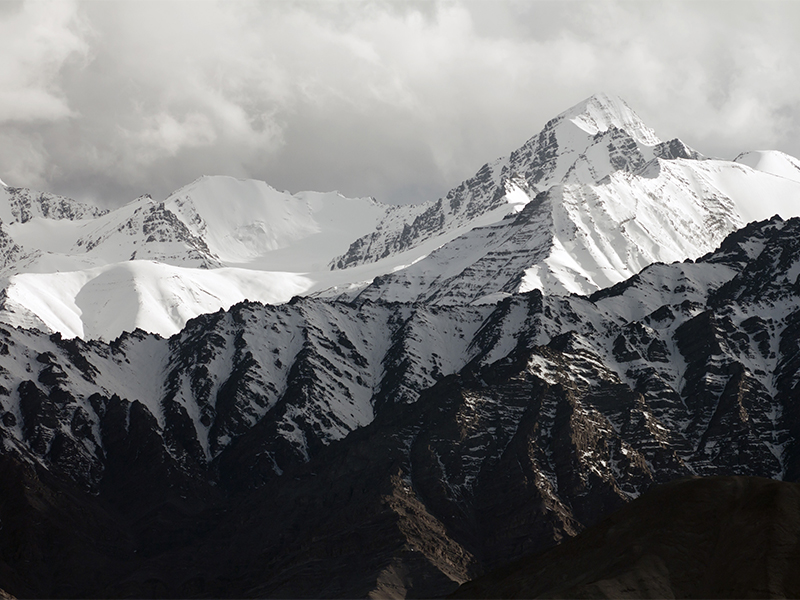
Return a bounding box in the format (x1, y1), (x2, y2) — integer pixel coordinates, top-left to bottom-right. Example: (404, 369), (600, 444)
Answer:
(734, 151), (800, 185)
(164, 176), (387, 269)
(561, 92), (661, 145)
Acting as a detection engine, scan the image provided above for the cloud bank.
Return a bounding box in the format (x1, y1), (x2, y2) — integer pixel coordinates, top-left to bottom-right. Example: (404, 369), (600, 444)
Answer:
(1, 0), (798, 207)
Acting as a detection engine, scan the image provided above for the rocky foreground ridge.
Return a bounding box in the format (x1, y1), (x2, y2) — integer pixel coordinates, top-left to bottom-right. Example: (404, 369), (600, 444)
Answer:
(453, 475), (800, 599)
(1, 214), (800, 597)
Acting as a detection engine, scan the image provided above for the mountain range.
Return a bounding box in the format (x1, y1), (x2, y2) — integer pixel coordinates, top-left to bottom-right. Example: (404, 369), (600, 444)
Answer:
(2, 93), (800, 341)
(1, 93), (800, 598)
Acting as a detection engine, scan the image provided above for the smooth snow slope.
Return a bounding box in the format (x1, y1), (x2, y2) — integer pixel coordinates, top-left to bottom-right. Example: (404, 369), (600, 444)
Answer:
(5, 262), (311, 340)
(165, 177), (385, 269)
(734, 150), (800, 185)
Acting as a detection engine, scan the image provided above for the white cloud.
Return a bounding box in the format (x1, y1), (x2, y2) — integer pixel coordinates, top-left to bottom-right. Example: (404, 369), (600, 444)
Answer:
(1, 0), (799, 207)
(0, 130), (50, 189)
(0, 0), (88, 123)
(132, 112), (217, 159)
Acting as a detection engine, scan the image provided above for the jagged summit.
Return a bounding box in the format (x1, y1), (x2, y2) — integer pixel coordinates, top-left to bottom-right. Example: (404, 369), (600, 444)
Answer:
(557, 92), (661, 145)
(328, 94), (678, 273)
(333, 94), (800, 302)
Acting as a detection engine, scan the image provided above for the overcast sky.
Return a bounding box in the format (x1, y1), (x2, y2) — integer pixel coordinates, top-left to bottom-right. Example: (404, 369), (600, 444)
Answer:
(1, 0), (799, 208)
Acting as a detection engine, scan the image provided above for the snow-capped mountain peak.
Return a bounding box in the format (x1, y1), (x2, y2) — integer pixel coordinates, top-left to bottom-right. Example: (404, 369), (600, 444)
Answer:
(329, 94), (680, 274)
(340, 94), (800, 304)
(560, 92), (661, 145)
(163, 175), (386, 266)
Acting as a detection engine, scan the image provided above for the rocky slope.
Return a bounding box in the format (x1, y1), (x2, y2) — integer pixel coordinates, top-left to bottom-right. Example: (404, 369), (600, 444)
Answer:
(452, 476), (800, 599)
(2, 215), (800, 596)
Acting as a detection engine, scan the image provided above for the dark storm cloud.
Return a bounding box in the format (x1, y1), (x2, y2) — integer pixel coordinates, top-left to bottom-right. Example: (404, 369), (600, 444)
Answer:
(1, 0), (799, 207)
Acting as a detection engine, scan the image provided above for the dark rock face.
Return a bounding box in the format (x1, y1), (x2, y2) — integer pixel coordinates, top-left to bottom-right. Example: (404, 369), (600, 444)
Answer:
(451, 476), (800, 599)
(653, 137), (704, 161)
(2, 187), (107, 224)
(2, 216), (800, 597)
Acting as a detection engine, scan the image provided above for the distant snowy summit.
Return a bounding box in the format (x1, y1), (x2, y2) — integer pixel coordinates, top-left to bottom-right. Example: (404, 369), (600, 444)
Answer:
(2, 93), (800, 339)
(733, 150), (800, 183)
